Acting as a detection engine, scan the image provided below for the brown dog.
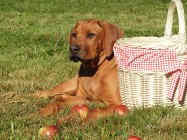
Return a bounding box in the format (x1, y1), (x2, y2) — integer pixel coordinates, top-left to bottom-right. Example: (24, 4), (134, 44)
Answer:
(34, 19), (124, 121)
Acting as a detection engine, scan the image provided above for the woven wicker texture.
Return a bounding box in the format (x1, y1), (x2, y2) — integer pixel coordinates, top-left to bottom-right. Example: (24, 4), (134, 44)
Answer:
(114, 0), (187, 109)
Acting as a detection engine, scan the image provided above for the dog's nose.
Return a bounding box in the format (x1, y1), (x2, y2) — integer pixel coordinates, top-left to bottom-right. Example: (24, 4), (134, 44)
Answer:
(70, 45), (81, 54)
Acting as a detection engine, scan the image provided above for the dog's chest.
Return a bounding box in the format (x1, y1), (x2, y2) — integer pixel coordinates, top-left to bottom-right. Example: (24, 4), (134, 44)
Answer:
(78, 74), (102, 99)
(77, 61), (117, 100)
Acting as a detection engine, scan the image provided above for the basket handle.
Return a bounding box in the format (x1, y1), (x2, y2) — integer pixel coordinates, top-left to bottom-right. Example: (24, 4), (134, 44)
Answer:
(164, 0), (186, 45)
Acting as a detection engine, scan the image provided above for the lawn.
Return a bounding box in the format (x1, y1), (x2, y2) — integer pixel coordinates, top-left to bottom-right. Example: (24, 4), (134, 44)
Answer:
(0, 0), (187, 139)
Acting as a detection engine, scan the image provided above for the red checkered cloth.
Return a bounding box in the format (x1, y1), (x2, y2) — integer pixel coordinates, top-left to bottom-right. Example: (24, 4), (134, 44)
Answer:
(114, 44), (187, 101)
(165, 60), (187, 101)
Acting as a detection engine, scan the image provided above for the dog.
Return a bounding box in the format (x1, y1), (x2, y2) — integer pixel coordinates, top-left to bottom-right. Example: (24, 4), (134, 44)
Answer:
(34, 19), (124, 122)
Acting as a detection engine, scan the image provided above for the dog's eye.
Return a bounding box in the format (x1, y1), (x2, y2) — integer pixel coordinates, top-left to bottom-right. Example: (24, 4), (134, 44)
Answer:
(72, 33), (77, 38)
(87, 33), (95, 38)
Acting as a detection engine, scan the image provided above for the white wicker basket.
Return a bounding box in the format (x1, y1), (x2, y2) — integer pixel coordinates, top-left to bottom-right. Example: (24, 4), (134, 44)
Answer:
(114, 0), (187, 109)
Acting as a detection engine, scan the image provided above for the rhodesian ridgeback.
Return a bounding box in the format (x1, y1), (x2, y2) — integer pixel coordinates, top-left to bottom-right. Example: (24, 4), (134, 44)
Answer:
(34, 19), (124, 122)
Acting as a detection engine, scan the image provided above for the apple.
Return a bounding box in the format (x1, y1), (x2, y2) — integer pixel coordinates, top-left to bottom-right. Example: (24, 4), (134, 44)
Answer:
(70, 104), (90, 120)
(127, 135), (142, 140)
(38, 125), (60, 138)
(113, 105), (129, 115)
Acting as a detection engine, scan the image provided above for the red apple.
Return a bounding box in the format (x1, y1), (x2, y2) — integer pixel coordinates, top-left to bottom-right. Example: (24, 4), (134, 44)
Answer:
(38, 125), (60, 138)
(70, 104), (90, 120)
(113, 105), (129, 115)
(127, 135), (142, 140)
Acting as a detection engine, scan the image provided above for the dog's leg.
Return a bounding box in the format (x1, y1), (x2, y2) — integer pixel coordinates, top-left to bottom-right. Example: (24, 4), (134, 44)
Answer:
(38, 95), (89, 117)
(33, 76), (78, 98)
(83, 104), (119, 123)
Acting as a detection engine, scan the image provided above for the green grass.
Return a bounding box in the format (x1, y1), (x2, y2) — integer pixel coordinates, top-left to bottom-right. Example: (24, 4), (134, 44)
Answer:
(1, 0), (187, 139)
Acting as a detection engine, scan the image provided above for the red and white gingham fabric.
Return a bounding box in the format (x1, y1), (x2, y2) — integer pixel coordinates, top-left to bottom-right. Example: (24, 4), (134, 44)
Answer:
(165, 60), (187, 101)
(114, 44), (187, 101)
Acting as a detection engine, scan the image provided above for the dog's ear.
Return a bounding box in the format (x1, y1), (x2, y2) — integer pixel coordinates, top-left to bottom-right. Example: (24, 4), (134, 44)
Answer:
(98, 21), (124, 57)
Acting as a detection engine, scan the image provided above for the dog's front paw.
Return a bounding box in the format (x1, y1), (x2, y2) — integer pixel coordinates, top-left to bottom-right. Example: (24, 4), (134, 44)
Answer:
(83, 108), (102, 123)
(39, 102), (60, 117)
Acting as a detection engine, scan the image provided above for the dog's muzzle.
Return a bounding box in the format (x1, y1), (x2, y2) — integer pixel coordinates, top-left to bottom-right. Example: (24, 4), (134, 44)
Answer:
(69, 45), (81, 62)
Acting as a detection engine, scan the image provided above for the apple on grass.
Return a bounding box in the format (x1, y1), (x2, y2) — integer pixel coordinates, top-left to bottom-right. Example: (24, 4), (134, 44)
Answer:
(127, 135), (142, 140)
(38, 125), (60, 138)
(70, 104), (90, 120)
(113, 105), (129, 115)
(57, 104), (90, 125)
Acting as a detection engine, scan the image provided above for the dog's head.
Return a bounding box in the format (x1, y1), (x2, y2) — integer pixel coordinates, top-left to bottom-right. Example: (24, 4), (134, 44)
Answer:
(69, 20), (124, 66)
